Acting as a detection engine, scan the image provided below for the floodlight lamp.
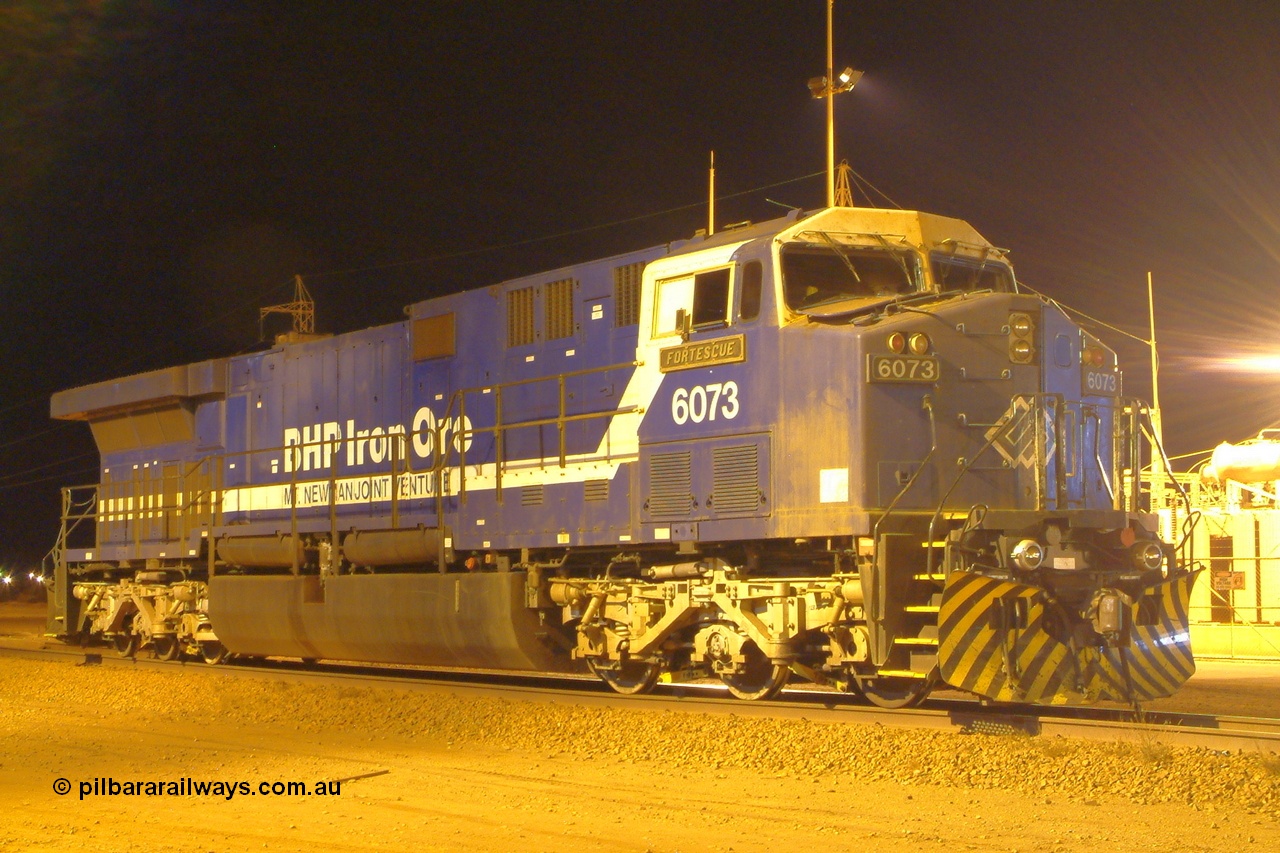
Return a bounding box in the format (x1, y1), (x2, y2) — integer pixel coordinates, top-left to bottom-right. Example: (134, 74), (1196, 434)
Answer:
(807, 76), (828, 98)
(834, 67), (863, 93)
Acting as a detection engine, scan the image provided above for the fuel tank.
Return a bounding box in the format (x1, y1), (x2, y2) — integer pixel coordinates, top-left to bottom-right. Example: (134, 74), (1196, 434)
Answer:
(1203, 438), (1280, 485)
(208, 571), (574, 671)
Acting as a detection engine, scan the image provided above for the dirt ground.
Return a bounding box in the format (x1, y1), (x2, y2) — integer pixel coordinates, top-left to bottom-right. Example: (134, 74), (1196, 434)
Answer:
(3, 600), (1280, 853)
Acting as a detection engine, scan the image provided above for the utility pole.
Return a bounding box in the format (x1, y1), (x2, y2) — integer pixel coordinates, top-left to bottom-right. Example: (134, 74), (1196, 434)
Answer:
(1148, 271), (1165, 510)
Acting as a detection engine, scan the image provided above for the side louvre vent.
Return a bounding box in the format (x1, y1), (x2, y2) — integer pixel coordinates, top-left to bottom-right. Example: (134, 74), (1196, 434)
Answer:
(712, 444), (760, 514)
(545, 278), (575, 340)
(647, 450), (692, 519)
(507, 286), (535, 348)
(613, 261), (644, 327)
(521, 485), (544, 507)
(584, 479), (609, 502)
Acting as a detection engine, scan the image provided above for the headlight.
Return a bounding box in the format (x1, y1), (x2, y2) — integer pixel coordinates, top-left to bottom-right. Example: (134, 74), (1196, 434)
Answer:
(1011, 539), (1045, 570)
(1130, 541), (1165, 572)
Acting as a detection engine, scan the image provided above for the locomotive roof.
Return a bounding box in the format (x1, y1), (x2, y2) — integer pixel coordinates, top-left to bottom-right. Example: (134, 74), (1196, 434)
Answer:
(51, 360), (225, 422)
(403, 206), (1001, 322)
(53, 206), (1003, 422)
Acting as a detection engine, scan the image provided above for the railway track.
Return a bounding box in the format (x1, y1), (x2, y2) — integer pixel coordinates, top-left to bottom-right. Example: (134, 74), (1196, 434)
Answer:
(4, 638), (1279, 754)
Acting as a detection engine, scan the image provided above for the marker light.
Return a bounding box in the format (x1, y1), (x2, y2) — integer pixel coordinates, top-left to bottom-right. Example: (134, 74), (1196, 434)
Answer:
(887, 332), (906, 353)
(1008, 311), (1036, 364)
(1082, 346), (1107, 367)
(908, 332), (931, 355)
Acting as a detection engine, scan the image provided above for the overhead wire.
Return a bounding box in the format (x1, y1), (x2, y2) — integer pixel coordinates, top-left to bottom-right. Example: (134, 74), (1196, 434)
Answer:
(0, 466), (100, 492)
(847, 167), (902, 210)
(0, 420), (79, 453)
(299, 170), (827, 280)
(0, 450), (99, 485)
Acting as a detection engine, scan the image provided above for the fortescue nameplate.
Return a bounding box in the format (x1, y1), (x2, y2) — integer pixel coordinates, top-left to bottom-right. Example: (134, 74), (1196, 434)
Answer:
(659, 334), (746, 373)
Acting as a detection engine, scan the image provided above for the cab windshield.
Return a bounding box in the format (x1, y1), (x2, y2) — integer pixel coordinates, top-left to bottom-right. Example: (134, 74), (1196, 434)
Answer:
(931, 253), (1015, 293)
(781, 239), (921, 315)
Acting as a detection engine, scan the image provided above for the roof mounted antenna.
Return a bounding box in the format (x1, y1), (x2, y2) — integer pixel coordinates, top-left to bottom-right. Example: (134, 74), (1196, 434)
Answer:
(708, 150), (716, 237)
(259, 274), (317, 343)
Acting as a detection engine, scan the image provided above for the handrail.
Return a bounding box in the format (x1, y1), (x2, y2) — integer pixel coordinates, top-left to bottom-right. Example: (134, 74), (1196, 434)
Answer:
(57, 360), (644, 571)
(430, 359), (644, 504)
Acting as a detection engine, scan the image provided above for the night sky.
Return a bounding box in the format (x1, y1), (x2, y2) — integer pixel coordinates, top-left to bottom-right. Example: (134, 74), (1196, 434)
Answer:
(2, 1), (1279, 567)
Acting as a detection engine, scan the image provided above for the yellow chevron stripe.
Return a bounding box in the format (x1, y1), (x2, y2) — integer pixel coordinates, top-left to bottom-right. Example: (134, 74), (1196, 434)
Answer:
(939, 575), (1008, 655)
(1128, 634), (1182, 696)
(938, 570), (1200, 706)
(1120, 652), (1169, 700)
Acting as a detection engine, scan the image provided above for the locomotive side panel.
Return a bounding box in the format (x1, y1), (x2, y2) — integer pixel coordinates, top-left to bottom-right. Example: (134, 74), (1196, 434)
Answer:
(632, 236), (784, 549)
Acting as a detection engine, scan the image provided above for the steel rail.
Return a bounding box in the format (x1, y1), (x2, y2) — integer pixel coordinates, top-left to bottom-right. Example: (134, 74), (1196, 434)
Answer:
(4, 640), (1278, 753)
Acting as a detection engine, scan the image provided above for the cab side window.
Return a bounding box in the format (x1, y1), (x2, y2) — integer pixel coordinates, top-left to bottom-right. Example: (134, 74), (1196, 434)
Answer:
(739, 261), (762, 321)
(691, 268), (730, 329)
(654, 275), (694, 336)
(654, 266), (733, 336)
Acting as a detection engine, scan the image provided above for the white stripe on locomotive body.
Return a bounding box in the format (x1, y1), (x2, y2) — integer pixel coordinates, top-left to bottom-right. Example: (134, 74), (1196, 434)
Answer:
(601, 239), (752, 463)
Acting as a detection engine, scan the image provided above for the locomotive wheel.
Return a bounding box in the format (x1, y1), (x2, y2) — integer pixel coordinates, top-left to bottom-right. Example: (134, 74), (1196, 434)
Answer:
(720, 645), (789, 701)
(112, 632), (138, 658)
(588, 658), (661, 695)
(153, 637), (181, 661)
(856, 670), (937, 709)
(199, 640), (228, 665)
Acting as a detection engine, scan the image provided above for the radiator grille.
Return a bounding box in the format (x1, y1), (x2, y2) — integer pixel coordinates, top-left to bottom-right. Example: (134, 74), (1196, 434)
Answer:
(712, 444), (760, 514)
(647, 450), (692, 519)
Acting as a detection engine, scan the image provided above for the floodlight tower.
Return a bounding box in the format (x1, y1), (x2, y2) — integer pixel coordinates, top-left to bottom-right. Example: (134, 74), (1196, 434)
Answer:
(808, 0), (862, 207)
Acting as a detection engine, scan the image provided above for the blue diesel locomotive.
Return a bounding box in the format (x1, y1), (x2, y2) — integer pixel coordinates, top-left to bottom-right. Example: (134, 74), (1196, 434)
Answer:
(46, 205), (1198, 707)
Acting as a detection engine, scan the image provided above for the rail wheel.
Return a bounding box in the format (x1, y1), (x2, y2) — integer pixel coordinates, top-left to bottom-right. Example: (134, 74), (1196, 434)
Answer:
(199, 640), (228, 665)
(112, 632), (138, 658)
(855, 670), (937, 709)
(588, 658), (661, 695)
(153, 636), (181, 661)
(720, 645), (789, 701)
